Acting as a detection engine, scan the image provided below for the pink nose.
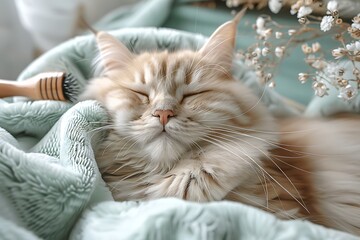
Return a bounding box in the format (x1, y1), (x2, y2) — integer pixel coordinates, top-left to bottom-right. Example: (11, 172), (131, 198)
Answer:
(153, 109), (174, 126)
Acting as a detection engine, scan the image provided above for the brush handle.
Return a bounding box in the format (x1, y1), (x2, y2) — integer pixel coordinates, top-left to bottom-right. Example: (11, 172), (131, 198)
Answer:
(0, 72), (66, 101)
(0, 78), (40, 99)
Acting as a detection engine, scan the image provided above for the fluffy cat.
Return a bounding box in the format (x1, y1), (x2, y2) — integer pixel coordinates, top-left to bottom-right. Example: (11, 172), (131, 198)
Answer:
(82, 11), (360, 235)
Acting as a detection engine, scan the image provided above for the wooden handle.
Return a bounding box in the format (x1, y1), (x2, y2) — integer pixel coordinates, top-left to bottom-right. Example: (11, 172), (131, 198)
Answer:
(0, 72), (66, 100)
(0, 78), (42, 100)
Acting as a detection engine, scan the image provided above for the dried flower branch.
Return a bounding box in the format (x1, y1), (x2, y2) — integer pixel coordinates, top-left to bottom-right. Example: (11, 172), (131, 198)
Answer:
(229, 0), (360, 101)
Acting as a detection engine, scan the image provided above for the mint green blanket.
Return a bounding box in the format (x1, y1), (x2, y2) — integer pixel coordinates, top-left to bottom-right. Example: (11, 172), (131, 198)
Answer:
(0, 26), (358, 239)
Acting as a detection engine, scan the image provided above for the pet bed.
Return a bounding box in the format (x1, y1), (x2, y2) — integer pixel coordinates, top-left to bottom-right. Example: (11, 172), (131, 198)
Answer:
(0, 27), (358, 240)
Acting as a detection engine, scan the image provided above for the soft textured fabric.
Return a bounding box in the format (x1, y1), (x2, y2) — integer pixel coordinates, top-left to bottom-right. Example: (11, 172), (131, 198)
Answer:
(0, 100), (113, 239)
(71, 198), (358, 240)
(0, 27), (359, 239)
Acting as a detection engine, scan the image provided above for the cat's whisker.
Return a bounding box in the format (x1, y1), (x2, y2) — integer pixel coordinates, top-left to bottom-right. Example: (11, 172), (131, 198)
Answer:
(117, 170), (145, 183)
(86, 128), (110, 145)
(203, 122), (356, 157)
(263, 154), (311, 173)
(213, 123), (316, 135)
(209, 125), (345, 158)
(204, 126), (309, 208)
(99, 141), (118, 158)
(187, 139), (206, 157)
(205, 126), (310, 170)
(88, 120), (114, 124)
(198, 135), (270, 204)
(229, 188), (299, 220)
(86, 124), (117, 134)
(115, 136), (141, 161)
(304, 214), (357, 234)
(99, 134), (135, 159)
(201, 135), (310, 213)
(206, 131), (306, 208)
(250, 166), (271, 209)
(268, 179), (300, 220)
(228, 189), (299, 220)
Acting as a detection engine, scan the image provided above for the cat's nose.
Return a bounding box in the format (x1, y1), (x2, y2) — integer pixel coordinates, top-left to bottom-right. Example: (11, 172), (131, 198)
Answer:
(153, 109), (174, 126)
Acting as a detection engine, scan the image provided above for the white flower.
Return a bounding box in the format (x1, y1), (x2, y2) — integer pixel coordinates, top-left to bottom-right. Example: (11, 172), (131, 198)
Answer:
(297, 6), (312, 18)
(275, 31), (283, 39)
(346, 41), (360, 53)
(311, 60), (327, 70)
(265, 73), (273, 81)
(338, 84), (358, 101)
(320, 16), (334, 32)
(257, 28), (272, 40)
(269, 0), (282, 14)
(332, 48), (346, 59)
(275, 46), (285, 58)
(356, 41), (360, 50)
(256, 17), (266, 29)
(298, 73), (309, 84)
(352, 22), (360, 30)
(301, 44), (312, 54)
(254, 47), (261, 56)
(268, 81), (276, 88)
(226, 0), (241, 8)
(312, 42), (321, 52)
(346, 43), (355, 51)
(324, 62), (340, 81)
(327, 0), (338, 12)
(290, 1), (301, 15)
(288, 29), (297, 36)
(312, 81), (328, 97)
(290, 8), (297, 15)
(261, 47), (270, 56)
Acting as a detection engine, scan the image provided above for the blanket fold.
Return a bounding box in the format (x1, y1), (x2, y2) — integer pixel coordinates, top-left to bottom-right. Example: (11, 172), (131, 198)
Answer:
(0, 100), (110, 239)
(71, 198), (358, 240)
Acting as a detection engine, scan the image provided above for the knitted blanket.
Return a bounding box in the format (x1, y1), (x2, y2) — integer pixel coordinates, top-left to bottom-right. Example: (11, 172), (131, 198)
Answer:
(0, 27), (358, 239)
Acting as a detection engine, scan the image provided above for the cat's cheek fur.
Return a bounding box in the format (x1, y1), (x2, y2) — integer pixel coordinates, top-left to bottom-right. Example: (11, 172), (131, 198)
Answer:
(113, 109), (135, 124)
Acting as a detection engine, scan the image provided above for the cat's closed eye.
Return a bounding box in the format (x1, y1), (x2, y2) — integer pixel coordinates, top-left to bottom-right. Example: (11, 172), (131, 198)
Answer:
(182, 90), (212, 102)
(129, 89), (149, 104)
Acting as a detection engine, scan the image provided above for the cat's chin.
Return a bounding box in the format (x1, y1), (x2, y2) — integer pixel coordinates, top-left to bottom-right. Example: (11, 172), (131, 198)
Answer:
(143, 134), (187, 171)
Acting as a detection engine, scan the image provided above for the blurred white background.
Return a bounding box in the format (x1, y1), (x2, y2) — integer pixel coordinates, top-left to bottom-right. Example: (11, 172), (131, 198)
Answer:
(1, 0), (136, 80)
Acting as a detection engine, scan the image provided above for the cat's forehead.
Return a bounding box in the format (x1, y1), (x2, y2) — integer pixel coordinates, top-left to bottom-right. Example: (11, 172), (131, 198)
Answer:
(132, 50), (205, 87)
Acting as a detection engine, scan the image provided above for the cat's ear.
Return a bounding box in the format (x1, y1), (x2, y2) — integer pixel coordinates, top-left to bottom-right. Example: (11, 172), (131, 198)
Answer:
(96, 31), (133, 71)
(199, 8), (246, 71)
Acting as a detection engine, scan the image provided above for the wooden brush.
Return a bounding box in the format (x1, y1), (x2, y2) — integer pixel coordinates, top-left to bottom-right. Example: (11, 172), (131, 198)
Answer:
(0, 72), (80, 102)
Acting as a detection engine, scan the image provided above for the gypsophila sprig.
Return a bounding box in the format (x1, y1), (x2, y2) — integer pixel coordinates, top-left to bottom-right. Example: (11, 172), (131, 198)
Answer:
(228, 0), (360, 101)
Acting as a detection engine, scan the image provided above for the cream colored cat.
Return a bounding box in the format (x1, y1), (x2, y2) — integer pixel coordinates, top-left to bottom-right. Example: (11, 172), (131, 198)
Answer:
(82, 11), (360, 235)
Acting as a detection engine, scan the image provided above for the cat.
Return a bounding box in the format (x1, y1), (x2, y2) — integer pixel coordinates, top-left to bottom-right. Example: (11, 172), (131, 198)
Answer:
(81, 10), (360, 236)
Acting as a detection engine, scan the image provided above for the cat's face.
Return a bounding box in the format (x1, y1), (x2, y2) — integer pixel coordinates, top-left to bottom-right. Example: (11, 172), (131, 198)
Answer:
(83, 10), (272, 169)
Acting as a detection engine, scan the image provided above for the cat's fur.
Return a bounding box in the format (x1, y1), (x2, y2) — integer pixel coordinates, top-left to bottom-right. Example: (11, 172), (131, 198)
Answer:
(82, 12), (360, 235)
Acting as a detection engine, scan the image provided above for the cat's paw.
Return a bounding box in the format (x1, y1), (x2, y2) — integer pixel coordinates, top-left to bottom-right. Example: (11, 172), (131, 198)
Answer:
(146, 160), (226, 201)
